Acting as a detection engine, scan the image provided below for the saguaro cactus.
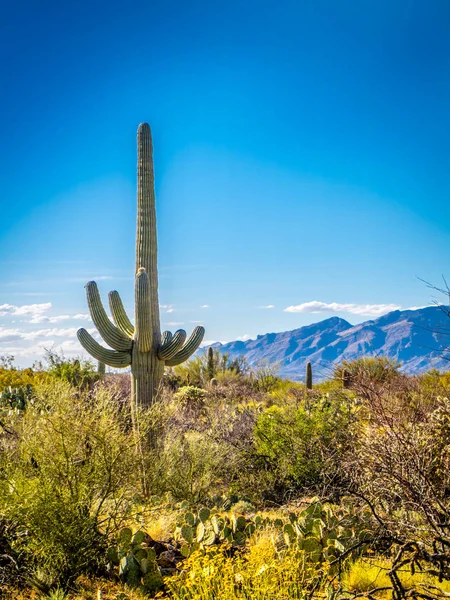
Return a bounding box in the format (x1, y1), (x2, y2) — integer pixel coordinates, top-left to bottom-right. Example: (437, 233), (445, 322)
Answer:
(306, 361), (313, 390)
(77, 123), (205, 408)
(206, 346), (215, 380)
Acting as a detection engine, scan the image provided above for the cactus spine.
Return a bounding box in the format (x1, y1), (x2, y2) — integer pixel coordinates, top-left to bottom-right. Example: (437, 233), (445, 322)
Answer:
(306, 361), (312, 390)
(77, 123), (205, 408)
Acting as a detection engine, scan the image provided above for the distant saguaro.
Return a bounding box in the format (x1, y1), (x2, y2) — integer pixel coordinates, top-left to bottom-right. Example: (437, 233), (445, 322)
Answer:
(306, 361), (313, 390)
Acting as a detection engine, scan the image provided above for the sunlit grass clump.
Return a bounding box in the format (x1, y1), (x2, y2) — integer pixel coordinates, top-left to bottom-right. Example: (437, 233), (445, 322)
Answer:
(342, 558), (450, 599)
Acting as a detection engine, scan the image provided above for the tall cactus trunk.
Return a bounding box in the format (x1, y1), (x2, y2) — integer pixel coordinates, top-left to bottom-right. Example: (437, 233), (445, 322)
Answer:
(132, 125), (163, 407)
(131, 345), (165, 411)
(136, 123), (161, 335)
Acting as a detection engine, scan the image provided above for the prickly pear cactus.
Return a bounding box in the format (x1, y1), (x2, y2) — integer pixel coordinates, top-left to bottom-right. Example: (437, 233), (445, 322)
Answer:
(106, 527), (163, 592)
(77, 124), (205, 408)
(0, 384), (32, 411)
(172, 500), (373, 565)
(174, 508), (261, 557)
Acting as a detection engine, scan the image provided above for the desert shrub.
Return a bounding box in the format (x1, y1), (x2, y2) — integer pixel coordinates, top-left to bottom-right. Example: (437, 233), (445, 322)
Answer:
(173, 356), (205, 387)
(36, 349), (100, 389)
(266, 379), (304, 404)
(251, 361), (282, 392)
(173, 385), (207, 406)
(349, 392), (450, 535)
(147, 430), (229, 503)
(0, 516), (26, 591)
(0, 381), (141, 588)
(0, 354), (45, 391)
(344, 386), (450, 595)
(140, 382), (266, 503)
(164, 543), (324, 600)
(334, 357), (404, 401)
(253, 392), (359, 499)
(173, 350), (249, 387)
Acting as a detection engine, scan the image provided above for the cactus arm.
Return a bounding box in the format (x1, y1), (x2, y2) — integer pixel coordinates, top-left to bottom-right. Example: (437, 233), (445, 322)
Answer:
(165, 326), (205, 366)
(109, 290), (135, 337)
(134, 268), (154, 353)
(86, 282), (132, 351)
(161, 330), (173, 346)
(157, 329), (187, 360)
(77, 328), (131, 368)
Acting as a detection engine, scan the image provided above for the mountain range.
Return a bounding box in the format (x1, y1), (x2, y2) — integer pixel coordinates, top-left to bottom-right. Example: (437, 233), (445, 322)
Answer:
(208, 306), (450, 381)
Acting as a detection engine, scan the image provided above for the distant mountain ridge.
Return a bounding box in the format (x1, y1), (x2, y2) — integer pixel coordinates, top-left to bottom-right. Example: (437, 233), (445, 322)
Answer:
(207, 306), (450, 381)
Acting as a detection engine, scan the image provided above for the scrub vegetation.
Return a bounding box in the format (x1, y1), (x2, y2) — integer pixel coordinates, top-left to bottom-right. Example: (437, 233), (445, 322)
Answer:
(1, 351), (450, 599)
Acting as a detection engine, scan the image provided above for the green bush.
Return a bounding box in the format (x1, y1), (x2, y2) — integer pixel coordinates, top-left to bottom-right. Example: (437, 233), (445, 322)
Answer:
(0, 381), (141, 588)
(148, 431), (229, 503)
(173, 349), (248, 387)
(38, 349), (100, 389)
(333, 356), (402, 400)
(173, 385), (207, 406)
(253, 393), (358, 495)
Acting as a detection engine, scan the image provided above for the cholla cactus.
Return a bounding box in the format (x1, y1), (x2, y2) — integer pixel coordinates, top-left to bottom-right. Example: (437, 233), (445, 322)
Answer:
(77, 123), (205, 407)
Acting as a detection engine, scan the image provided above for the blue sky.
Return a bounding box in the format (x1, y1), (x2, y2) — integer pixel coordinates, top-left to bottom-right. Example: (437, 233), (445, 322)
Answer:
(1, 0), (449, 365)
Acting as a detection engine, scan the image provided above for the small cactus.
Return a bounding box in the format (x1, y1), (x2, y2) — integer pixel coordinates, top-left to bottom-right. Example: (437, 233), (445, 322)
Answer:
(107, 527), (162, 591)
(306, 361), (313, 390)
(206, 346), (215, 380)
(97, 361), (106, 375)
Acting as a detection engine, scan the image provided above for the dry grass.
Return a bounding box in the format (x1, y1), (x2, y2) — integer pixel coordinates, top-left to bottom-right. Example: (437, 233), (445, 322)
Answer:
(342, 558), (450, 598)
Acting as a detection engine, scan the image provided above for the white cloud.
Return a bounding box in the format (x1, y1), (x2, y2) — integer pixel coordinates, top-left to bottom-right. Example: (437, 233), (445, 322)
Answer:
(284, 301), (402, 317)
(237, 334), (252, 341)
(160, 304), (175, 313)
(30, 314), (71, 324)
(29, 313), (92, 324)
(0, 328), (23, 342)
(11, 339), (82, 359)
(164, 322), (184, 327)
(0, 302), (52, 318)
(0, 326), (97, 343)
(258, 305), (275, 309)
(73, 275), (114, 282)
(0, 303), (92, 324)
(24, 327), (82, 340)
(190, 320), (204, 324)
(200, 304), (210, 309)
